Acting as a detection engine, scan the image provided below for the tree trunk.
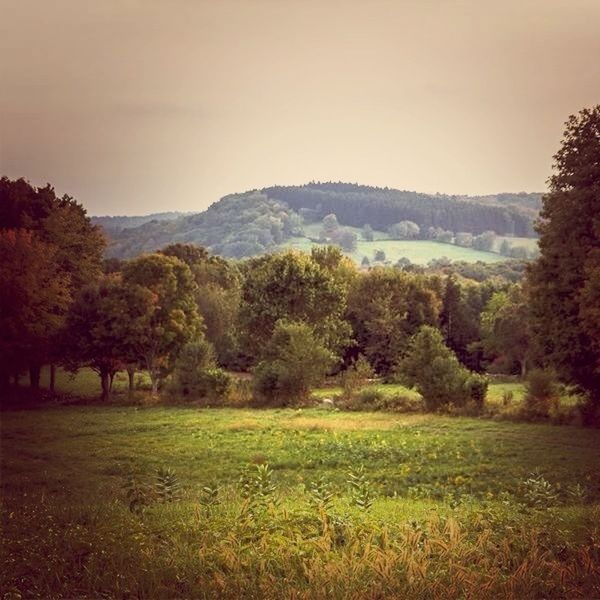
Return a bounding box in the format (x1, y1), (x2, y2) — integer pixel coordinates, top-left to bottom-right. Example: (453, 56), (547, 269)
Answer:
(127, 367), (135, 396)
(49, 364), (56, 393)
(29, 363), (41, 390)
(150, 371), (159, 397)
(520, 358), (527, 378)
(100, 372), (111, 400)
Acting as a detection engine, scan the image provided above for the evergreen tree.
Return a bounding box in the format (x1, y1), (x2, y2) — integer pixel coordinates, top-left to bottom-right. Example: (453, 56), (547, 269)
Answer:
(527, 106), (600, 405)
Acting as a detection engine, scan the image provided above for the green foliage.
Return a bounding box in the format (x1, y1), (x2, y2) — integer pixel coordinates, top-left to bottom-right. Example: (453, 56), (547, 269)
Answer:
(388, 220), (420, 240)
(123, 476), (153, 515)
(347, 268), (440, 374)
(528, 105), (600, 404)
(521, 369), (559, 419)
(169, 340), (232, 402)
(522, 472), (558, 509)
(308, 475), (335, 511)
(122, 253), (202, 394)
(398, 326), (471, 411)
(155, 467), (182, 503)
(464, 373), (489, 409)
(63, 277), (156, 399)
(240, 250), (351, 360)
(340, 354), (374, 399)
(347, 465), (374, 510)
(3, 407), (600, 598)
(253, 321), (336, 406)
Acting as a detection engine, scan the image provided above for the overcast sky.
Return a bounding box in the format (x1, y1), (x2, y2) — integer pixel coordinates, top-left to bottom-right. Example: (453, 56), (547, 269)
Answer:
(1, 0), (599, 216)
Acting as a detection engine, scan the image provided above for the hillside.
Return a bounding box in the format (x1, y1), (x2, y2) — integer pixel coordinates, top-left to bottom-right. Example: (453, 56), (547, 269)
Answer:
(98, 183), (541, 260)
(91, 211), (188, 231)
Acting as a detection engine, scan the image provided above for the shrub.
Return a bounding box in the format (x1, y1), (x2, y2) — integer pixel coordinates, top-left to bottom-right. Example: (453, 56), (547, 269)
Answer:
(522, 369), (558, 420)
(340, 355), (374, 399)
(253, 321), (336, 406)
(169, 339), (216, 397)
(397, 326), (471, 411)
(464, 373), (489, 410)
(197, 368), (232, 403)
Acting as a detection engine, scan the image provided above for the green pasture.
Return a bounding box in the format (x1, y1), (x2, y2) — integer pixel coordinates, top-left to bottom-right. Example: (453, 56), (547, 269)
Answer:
(2, 405), (599, 597)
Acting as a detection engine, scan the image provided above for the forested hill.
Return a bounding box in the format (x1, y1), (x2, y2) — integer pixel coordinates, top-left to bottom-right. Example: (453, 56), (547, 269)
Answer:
(264, 183), (540, 236)
(91, 212), (187, 231)
(99, 183), (541, 259)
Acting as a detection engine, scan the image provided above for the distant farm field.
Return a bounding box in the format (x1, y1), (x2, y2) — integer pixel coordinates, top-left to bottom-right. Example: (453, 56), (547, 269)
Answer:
(278, 224), (528, 265)
(2, 405), (599, 598)
(282, 237), (507, 265)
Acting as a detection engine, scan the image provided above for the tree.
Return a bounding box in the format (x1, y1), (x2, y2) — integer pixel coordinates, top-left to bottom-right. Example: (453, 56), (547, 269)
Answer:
(481, 286), (531, 376)
(455, 232), (473, 248)
(123, 254), (202, 395)
(161, 244), (243, 367)
(0, 230), (71, 391)
(239, 251), (351, 362)
(374, 249), (386, 262)
(361, 256), (370, 267)
(338, 229), (357, 252)
(397, 326), (471, 411)
(388, 221), (420, 240)
(0, 177), (105, 387)
(439, 275), (482, 368)
(253, 321), (336, 405)
(347, 269), (440, 374)
(527, 106), (600, 404)
(362, 224), (374, 241)
(321, 213), (339, 237)
(473, 230), (497, 252)
(63, 277), (155, 399)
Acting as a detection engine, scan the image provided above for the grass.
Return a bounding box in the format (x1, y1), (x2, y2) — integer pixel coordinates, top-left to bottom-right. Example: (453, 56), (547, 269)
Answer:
(280, 222), (524, 265)
(282, 237), (507, 266)
(2, 404), (600, 597)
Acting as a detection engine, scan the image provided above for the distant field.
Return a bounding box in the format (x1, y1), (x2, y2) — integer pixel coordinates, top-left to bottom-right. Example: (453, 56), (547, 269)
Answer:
(280, 223), (538, 265)
(282, 237), (506, 265)
(494, 236), (539, 252)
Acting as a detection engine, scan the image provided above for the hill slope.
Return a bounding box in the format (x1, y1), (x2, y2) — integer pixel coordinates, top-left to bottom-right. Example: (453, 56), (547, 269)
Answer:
(98, 183), (541, 260)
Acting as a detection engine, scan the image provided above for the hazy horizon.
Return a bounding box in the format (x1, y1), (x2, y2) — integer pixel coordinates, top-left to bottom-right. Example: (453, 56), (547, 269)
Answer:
(2, 0), (599, 216)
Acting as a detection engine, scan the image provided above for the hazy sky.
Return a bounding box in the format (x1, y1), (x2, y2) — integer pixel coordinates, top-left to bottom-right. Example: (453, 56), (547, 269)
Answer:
(1, 0), (599, 215)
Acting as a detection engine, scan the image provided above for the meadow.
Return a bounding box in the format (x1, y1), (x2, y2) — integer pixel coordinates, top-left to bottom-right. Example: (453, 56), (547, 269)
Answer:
(2, 401), (599, 598)
(279, 223), (531, 265)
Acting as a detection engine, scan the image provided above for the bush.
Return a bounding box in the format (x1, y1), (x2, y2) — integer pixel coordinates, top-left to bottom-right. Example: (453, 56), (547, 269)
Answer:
(340, 355), (374, 399)
(522, 369), (558, 420)
(252, 321), (336, 406)
(339, 388), (423, 413)
(464, 373), (489, 410)
(197, 368), (232, 404)
(397, 326), (471, 411)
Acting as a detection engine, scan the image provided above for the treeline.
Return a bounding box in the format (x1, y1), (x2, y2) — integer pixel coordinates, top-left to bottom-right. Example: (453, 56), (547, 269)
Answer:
(97, 183), (539, 259)
(265, 183), (538, 236)
(103, 192), (302, 259)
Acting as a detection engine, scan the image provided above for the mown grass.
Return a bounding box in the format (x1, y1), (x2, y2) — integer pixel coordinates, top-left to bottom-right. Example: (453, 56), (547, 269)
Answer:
(2, 406), (599, 598)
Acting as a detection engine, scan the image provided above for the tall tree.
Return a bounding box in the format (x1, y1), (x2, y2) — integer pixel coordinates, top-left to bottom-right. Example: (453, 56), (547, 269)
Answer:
(0, 177), (105, 386)
(0, 230), (71, 391)
(239, 250), (351, 361)
(63, 277), (155, 399)
(527, 106), (600, 404)
(123, 253), (202, 395)
(481, 286), (531, 376)
(347, 268), (440, 374)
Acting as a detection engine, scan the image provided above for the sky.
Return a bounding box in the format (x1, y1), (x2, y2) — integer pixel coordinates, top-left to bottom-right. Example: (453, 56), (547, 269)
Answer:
(1, 0), (599, 216)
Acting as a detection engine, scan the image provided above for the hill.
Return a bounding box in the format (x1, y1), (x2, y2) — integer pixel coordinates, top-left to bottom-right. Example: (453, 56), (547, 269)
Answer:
(98, 183), (541, 260)
(91, 211), (188, 231)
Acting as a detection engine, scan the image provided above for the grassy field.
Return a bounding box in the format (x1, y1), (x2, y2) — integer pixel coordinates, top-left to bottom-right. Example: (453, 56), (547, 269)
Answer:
(2, 405), (599, 598)
(280, 224), (511, 265)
